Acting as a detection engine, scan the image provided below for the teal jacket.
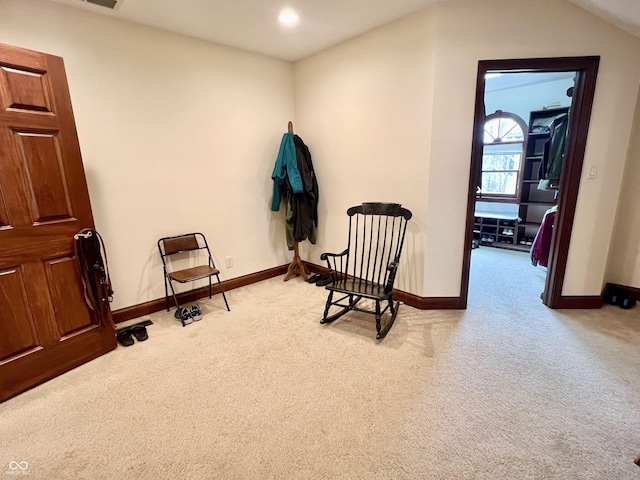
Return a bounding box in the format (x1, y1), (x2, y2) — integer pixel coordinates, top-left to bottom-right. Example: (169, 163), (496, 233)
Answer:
(271, 132), (303, 211)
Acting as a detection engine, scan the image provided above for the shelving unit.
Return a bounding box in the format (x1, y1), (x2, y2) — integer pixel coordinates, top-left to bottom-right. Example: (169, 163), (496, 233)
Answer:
(517, 107), (568, 247)
(473, 212), (518, 250)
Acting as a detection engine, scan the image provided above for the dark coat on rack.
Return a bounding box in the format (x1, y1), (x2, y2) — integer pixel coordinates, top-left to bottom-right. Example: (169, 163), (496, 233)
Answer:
(290, 135), (318, 245)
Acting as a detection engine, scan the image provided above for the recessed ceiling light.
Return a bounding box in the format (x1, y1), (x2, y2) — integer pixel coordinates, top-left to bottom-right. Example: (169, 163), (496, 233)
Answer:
(278, 8), (299, 27)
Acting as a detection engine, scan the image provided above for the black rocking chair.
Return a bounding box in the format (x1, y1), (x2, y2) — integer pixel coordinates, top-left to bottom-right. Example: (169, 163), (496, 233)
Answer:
(320, 202), (412, 339)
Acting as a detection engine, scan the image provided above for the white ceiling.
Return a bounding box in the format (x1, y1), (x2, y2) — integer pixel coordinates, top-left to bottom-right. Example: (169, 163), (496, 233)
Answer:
(47, 0), (640, 62)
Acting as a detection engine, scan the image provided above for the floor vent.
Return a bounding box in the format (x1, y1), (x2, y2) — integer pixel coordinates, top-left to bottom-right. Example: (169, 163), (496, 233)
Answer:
(85, 0), (119, 9)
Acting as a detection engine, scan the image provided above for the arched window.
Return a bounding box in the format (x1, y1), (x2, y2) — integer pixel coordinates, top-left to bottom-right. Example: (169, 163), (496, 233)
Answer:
(480, 110), (526, 200)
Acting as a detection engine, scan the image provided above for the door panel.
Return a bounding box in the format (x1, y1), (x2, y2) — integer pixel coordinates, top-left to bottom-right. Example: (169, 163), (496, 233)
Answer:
(0, 190), (9, 227)
(0, 43), (116, 402)
(0, 65), (53, 113)
(45, 256), (96, 336)
(14, 130), (75, 224)
(0, 267), (40, 363)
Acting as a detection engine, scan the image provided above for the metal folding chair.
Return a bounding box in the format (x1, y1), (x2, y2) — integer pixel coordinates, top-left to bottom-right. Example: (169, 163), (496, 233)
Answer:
(158, 232), (230, 326)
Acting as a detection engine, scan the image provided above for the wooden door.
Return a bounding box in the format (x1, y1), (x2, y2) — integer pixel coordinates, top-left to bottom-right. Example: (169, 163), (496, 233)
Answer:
(0, 43), (116, 403)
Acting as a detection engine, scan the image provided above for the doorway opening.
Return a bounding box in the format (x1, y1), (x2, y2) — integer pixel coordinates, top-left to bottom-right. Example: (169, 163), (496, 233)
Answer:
(461, 57), (600, 309)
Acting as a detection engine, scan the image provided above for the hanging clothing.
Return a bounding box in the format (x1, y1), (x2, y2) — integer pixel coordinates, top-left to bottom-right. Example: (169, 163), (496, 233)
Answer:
(531, 205), (557, 267)
(285, 196), (317, 250)
(539, 113), (568, 189)
(270, 132), (319, 250)
(271, 132), (302, 211)
(290, 134), (318, 244)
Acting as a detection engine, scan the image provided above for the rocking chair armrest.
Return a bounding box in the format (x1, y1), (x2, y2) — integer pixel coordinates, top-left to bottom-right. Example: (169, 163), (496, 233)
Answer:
(320, 249), (349, 261)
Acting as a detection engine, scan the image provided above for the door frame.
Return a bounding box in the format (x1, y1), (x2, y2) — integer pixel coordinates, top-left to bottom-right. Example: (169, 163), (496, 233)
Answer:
(460, 56), (600, 309)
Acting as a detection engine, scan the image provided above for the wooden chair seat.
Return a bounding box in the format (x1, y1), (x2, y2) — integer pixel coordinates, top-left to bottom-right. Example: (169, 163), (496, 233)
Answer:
(327, 279), (389, 300)
(169, 265), (220, 283)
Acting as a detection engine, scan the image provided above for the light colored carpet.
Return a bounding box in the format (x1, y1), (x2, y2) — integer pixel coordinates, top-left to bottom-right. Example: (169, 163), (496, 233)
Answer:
(1, 247), (639, 479)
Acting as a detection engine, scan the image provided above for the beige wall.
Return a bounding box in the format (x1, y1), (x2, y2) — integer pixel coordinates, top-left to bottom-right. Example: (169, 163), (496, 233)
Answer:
(0, 0), (295, 310)
(295, 0), (640, 298)
(293, 9), (436, 296)
(2, 0), (639, 307)
(607, 94), (640, 288)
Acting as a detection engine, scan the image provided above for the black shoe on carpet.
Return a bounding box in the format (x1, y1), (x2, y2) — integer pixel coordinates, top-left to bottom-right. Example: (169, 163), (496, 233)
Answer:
(131, 325), (148, 341)
(308, 273), (322, 283)
(316, 276), (333, 287)
(116, 329), (134, 347)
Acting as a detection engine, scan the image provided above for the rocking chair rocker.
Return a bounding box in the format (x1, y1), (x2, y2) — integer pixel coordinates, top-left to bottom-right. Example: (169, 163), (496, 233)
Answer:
(320, 202), (412, 339)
